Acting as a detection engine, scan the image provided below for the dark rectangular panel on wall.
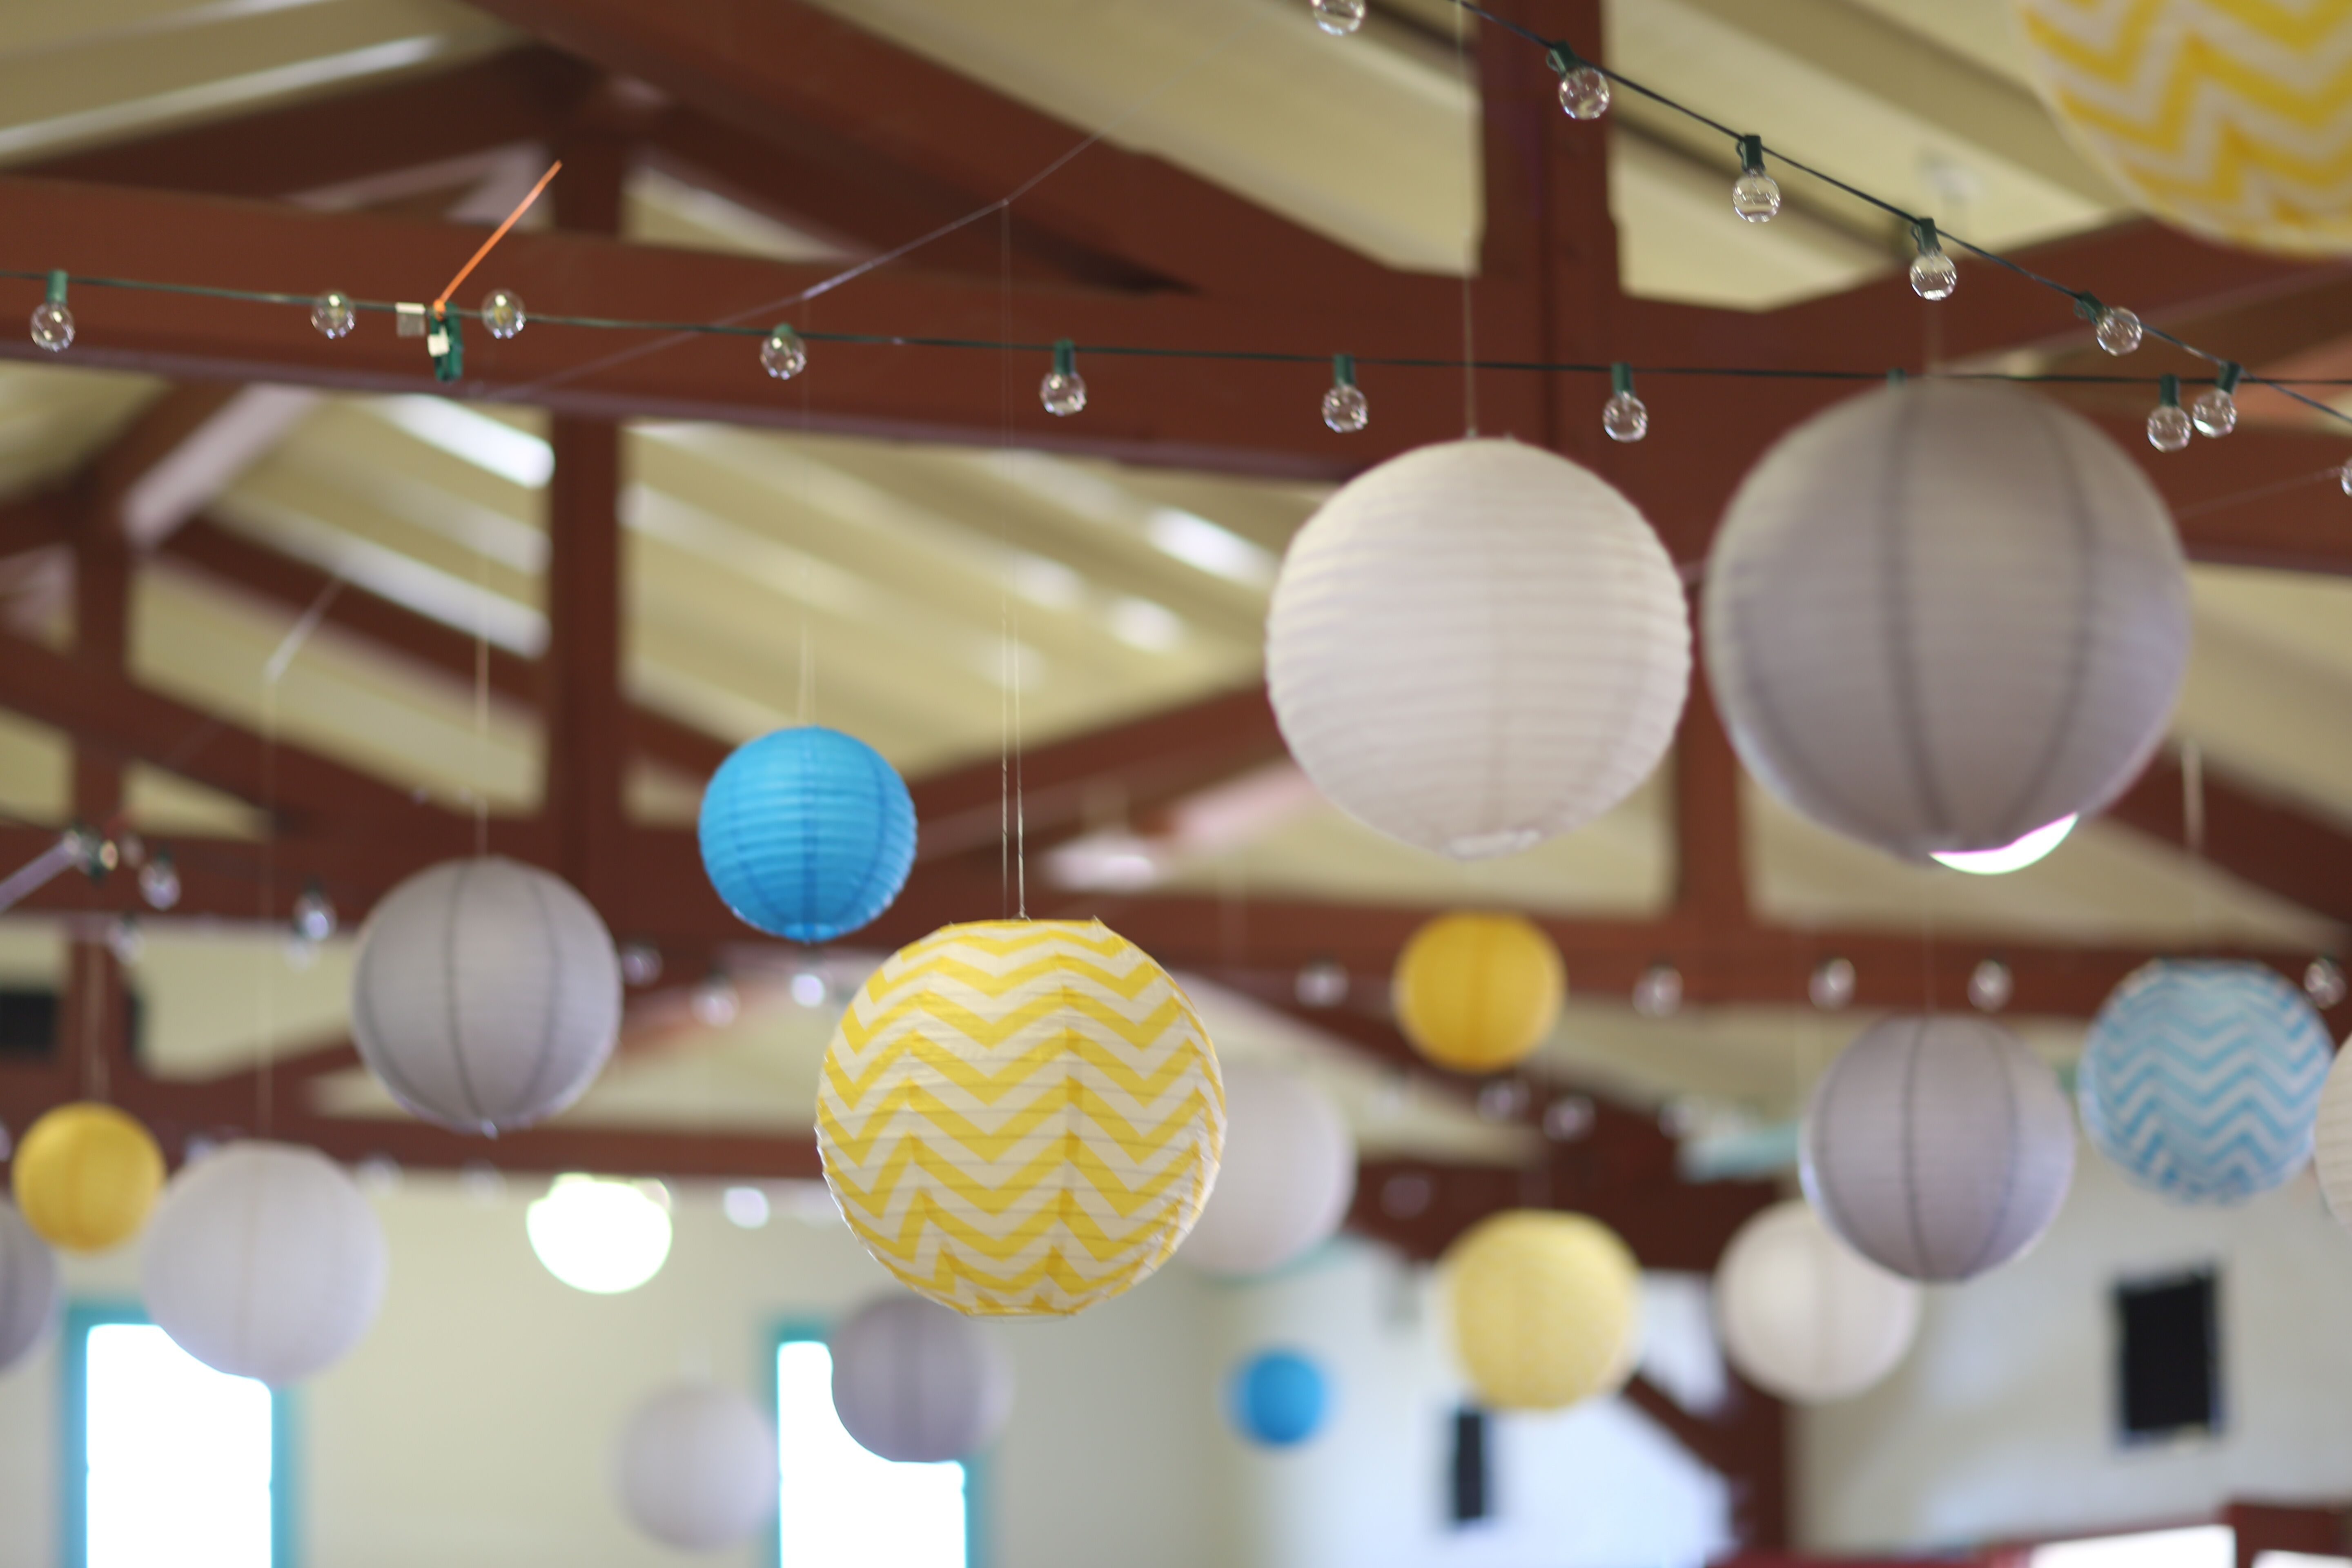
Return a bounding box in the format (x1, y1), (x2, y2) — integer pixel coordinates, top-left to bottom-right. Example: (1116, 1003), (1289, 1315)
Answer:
(2116, 1267), (2220, 1441)
(0, 989), (55, 1058)
(1450, 1407), (1490, 1525)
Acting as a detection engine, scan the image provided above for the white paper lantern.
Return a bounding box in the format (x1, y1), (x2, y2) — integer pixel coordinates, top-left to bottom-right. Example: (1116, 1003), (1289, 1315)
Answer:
(1714, 1200), (1920, 1403)
(0, 1199), (59, 1373)
(616, 1383), (779, 1551)
(1267, 438), (1690, 859)
(141, 1142), (388, 1384)
(1802, 1015), (2076, 1282)
(351, 857), (622, 1134)
(830, 1294), (1014, 1463)
(1704, 382), (2190, 860)
(1181, 1062), (1356, 1276)
(2314, 1044), (2352, 1233)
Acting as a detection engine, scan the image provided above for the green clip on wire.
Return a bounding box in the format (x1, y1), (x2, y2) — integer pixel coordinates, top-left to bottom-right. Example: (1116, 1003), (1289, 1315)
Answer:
(429, 304), (464, 384)
(2158, 372), (2181, 408)
(1736, 134), (1766, 176)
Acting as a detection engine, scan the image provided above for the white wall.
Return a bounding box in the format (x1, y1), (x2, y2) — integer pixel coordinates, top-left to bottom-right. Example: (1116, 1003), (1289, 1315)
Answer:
(1802, 1137), (2352, 1555)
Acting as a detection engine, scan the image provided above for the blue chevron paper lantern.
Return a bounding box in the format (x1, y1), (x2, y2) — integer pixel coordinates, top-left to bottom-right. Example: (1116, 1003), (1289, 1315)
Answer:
(697, 727), (917, 944)
(2079, 960), (2332, 1205)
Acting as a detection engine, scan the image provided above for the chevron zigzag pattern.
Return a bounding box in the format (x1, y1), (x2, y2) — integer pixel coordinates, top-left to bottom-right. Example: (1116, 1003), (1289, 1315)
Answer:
(2078, 959), (2332, 1203)
(2017, 0), (2352, 254)
(817, 919), (1225, 1316)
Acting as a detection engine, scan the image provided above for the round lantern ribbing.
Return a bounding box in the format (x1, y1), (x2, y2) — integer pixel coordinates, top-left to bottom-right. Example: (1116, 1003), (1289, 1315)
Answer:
(1180, 1062), (1354, 1277)
(1267, 439), (1689, 860)
(1714, 1200), (1920, 1403)
(11, 1102), (164, 1254)
(1704, 382), (2190, 861)
(697, 725), (918, 944)
(1802, 1015), (2075, 1281)
(829, 1294), (1014, 1463)
(615, 1384), (779, 1550)
(1392, 912), (1565, 1074)
(1441, 1209), (1641, 1412)
(0, 1200), (59, 1373)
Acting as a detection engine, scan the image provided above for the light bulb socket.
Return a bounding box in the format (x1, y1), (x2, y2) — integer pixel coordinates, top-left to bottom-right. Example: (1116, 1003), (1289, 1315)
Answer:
(1051, 338), (1077, 377)
(430, 303), (464, 384)
(2159, 372), (2181, 408)
(1736, 134), (1766, 176)
(1610, 360), (1635, 396)
(44, 270), (67, 307)
(1332, 352), (1356, 388)
(1911, 216), (1942, 256)
(2214, 360), (2244, 394)
(2073, 292), (2105, 323)
(1545, 43), (1587, 76)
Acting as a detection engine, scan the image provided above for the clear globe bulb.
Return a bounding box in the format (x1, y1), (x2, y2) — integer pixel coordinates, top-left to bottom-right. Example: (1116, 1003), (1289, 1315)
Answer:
(1558, 66), (1610, 120)
(1602, 390), (1649, 442)
(480, 288), (526, 341)
(2147, 403), (2193, 452)
(29, 301), (73, 353)
(2095, 307), (2143, 356)
(1968, 958), (2013, 1013)
(1322, 383), (1369, 433)
(1310, 0), (1365, 35)
(138, 854), (180, 911)
(2190, 388), (2237, 438)
(2341, 459), (2352, 497)
(761, 325), (807, 380)
(310, 291), (356, 340)
(1041, 368), (1088, 417)
(1732, 171), (1782, 223)
(292, 885), (337, 942)
(1632, 963), (1683, 1018)
(1909, 250), (1958, 301)
(2307, 956), (2347, 1009)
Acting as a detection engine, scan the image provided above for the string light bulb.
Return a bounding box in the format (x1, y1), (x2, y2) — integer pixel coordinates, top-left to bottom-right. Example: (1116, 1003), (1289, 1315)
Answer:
(138, 849), (180, 911)
(1322, 354), (1368, 433)
(1908, 218), (1957, 301)
(1602, 361), (1648, 443)
(760, 323), (807, 381)
(292, 881), (337, 942)
(2080, 294), (2143, 356)
(1548, 47), (1610, 120)
(2192, 361), (2242, 439)
(2148, 373), (2193, 452)
(2341, 458), (2352, 497)
(1732, 135), (1781, 223)
(1632, 962), (1683, 1018)
(29, 271), (72, 353)
(310, 291), (355, 340)
(1041, 339), (1087, 416)
(1310, 0), (1365, 35)
(480, 288), (526, 340)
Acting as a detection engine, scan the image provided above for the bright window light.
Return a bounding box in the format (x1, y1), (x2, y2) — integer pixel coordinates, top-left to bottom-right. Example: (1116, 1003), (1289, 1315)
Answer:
(372, 396), (554, 488)
(85, 1322), (274, 1568)
(526, 1175), (673, 1294)
(776, 1339), (966, 1568)
(1931, 813), (2078, 875)
(2030, 1526), (2234, 1568)
(2256, 1554), (2352, 1568)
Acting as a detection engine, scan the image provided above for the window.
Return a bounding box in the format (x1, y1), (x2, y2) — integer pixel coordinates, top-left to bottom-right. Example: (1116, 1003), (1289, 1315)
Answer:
(2116, 1268), (2220, 1441)
(773, 1329), (973, 1568)
(64, 1306), (291, 1568)
(2030, 1526), (2234, 1568)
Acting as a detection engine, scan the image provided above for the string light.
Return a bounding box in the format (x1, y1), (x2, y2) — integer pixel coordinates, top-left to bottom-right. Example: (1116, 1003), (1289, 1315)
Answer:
(1041, 338), (1087, 416)
(1322, 353), (1369, 432)
(1310, 0), (1366, 36)
(137, 848), (179, 911)
(2341, 459), (2352, 497)
(1908, 218), (1957, 301)
(1731, 135), (1781, 223)
(1809, 957), (1856, 1011)
(481, 289), (526, 341)
(310, 290), (355, 340)
(2077, 294), (2145, 356)
(2148, 373), (2192, 452)
(1548, 46), (1610, 119)
(291, 880), (337, 942)
(1633, 961), (1683, 1017)
(1603, 361), (1648, 442)
(28, 271), (71, 353)
(2192, 361), (2241, 438)
(760, 323), (807, 380)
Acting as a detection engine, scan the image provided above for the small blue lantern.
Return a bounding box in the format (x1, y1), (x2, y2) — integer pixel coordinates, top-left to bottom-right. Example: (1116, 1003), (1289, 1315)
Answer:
(2079, 959), (2332, 1204)
(1229, 1350), (1329, 1448)
(697, 726), (917, 943)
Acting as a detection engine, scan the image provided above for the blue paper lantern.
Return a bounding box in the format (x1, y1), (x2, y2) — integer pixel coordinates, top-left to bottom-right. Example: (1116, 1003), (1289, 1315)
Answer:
(1229, 1350), (1329, 1448)
(2079, 959), (2332, 1204)
(697, 727), (917, 943)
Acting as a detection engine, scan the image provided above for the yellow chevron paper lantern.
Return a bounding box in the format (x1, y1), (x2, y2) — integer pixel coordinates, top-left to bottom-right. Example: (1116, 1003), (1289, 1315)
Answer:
(1393, 912), (1565, 1074)
(1442, 1209), (1642, 1412)
(817, 919), (1225, 1317)
(2017, 0), (2352, 254)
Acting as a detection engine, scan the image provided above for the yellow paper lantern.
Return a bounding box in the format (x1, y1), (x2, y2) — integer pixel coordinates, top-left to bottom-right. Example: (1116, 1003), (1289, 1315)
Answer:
(11, 1102), (165, 1253)
(817, 919), (1225, 1317)
(2017, 0), (2352, 255)
(1393, 913), (1564, 1073)
(1442, 1210), (1640, 1412)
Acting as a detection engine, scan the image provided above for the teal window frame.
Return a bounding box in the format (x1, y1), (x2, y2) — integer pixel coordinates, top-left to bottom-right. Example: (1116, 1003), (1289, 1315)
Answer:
(767, 1318), (988, 1568)
(60, 1301), (300, 1568)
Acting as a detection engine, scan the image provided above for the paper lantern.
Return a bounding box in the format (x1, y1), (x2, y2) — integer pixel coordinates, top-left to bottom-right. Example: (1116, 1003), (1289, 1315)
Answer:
(142, 1142), (388, 1384)
(817, 919), (1225, 1316)
(2080, 960), (2330, 1204)
(1392, 912), (1565, 1072)
(1704, 382), (2190, 860)
(1713, 1200), (1920, 1404)
(0, 1200), (59, 1373)
(1441, 1209), (1640, 1412)
(2310, 1044), (2352, 1233)
(1266, 438), (1689, 860)
(1180, 1062), (1355, 1276)
(698, 725), (917, 943)
(2018, 0), (2352, 256)
(615, 1383), (779, 1551)
(1802, 1015), (2076, 1281)
(11, 1102), (164, 1253)
(830, 1294), (1014, 1463)
(351, 856), (622, 1134)
(1229, 1350), (1330, 1447)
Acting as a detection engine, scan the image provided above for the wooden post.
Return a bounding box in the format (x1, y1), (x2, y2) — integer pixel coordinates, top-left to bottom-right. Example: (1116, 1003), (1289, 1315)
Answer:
(66, 494), (132, 1080)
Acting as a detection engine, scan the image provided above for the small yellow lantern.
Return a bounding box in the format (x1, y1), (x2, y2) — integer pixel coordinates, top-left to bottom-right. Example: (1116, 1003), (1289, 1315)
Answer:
(1393, 912), (1565, 1073)
(11, 1102), (165, 1253)
(1442, 1209), (1641, 1412)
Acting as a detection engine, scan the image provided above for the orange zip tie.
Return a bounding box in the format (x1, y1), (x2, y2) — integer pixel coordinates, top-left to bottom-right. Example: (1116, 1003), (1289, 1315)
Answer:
(433, 159), (562, 313)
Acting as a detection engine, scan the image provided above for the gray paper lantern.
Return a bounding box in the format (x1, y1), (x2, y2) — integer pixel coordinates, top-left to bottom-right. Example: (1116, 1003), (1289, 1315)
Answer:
(1180, 1061), (1356, 1277)
(0, 1198), (59, 1373)
(830, 1294), (1013, 1463)
(615, 1383), (778, 1550)
(1704, 382), (2190, 860)
(1801, 1015), (2076, 1281)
